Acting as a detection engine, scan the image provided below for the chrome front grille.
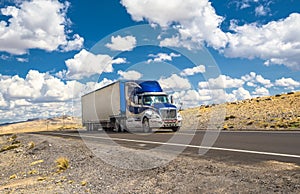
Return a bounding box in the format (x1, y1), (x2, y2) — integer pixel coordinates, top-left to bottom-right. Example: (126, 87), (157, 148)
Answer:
(160, 109), (177, 120)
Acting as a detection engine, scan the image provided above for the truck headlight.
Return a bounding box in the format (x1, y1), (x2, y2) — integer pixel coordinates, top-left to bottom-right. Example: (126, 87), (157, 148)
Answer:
(145, 110), (160, 119)
(151, 112), (161, 119)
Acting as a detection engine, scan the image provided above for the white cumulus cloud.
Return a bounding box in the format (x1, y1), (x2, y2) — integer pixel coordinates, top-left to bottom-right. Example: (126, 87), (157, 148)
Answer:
(226, 13), (300, 70)
(275, 77), (300, 89)
(59, 49), (126, 80)
(198, 75), (244, 89)
(147, 52), (180, 63)
(180, 65), (206, 76)
(158, 74), (191, 92)
(117, 70), (142, 80)
(121, 0), (228, 49)
(0, 69), (116, 123)
(0, 93), (7, 107)
(0, 70), (84, 102)
(173, 90), (203, 107)
(232, 87), (252, 100)
(159, 35), (196, 50)
(105, 35), (137, 51)
(172, 88), (228, 108)
(0, 0), (83, 55)
(241, 72), (273, 88)
(121, 1), (300, 69)
(61, 34), (84, 52)
(159, 36), (180, 48)
(83, 78), (115, 93)
(252, 87), (270, 96)
(255, 5), (269, 16)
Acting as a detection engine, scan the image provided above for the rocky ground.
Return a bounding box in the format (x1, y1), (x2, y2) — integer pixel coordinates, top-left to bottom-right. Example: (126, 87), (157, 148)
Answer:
(0, 133), (299, 193)
(180, 91), (300, 130)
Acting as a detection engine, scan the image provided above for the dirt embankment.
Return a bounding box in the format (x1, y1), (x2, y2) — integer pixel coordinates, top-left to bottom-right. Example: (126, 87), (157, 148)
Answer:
(0, 133), (299, 193)
(180, 91), (300, 130)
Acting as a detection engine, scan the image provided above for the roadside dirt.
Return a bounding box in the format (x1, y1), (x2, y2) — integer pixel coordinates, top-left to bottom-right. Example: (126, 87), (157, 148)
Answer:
(1, 133), (299, 193)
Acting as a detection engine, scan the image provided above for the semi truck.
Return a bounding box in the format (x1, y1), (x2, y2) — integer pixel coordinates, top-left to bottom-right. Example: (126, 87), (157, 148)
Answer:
(81, 80), (182, 132)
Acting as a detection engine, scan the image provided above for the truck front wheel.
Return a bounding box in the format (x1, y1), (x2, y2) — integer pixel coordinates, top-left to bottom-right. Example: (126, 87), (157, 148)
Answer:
(142, 118), (152, 133)
(114, 121), (122, 132)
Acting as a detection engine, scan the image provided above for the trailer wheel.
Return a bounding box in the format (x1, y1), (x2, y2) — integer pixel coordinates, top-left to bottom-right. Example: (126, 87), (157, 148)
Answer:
(87, 123), (92, 131)
(142, 118), (151, 133)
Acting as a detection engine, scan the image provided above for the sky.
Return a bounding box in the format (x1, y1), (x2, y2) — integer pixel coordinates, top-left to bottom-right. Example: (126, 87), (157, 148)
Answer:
(0, 0), (300, 123)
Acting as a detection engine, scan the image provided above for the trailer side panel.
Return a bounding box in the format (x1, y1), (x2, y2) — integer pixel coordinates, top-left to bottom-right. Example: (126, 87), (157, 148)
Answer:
(82, 82), (121, 124)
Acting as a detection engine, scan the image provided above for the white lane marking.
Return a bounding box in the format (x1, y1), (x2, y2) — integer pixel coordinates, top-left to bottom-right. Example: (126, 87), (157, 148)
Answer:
(219, 130), (300, 134)
(46, 132), (300, 159)
(177, 130), (300, 136)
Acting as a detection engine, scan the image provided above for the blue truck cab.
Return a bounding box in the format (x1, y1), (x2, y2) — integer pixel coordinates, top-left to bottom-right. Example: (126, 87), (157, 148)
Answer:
(125, 80), (182, 132)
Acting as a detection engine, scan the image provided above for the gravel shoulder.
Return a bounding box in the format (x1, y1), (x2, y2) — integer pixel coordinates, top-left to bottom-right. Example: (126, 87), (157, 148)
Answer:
(1, 133), (299, 193)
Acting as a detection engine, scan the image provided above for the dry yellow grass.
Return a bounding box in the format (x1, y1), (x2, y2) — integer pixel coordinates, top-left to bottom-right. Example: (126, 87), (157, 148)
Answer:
(56, 157), (70, 172)
(30, 160), (44, 166)
(0, 144), (20, 153)
(27, 141), (35, 149)
(9, 174), (17, 180)
(81, 181), (87, 186)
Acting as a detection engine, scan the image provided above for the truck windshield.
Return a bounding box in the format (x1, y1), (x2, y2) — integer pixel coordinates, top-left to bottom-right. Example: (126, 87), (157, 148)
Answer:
(143, 95), (169, 105)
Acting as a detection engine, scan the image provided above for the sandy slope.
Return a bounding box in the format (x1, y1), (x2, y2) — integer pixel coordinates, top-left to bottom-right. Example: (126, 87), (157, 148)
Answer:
(180, 91), (300, 130)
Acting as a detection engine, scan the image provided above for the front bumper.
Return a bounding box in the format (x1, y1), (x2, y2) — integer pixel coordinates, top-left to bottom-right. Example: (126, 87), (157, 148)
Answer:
(150, 118), (181, 128)
(162, 120), (182, 128)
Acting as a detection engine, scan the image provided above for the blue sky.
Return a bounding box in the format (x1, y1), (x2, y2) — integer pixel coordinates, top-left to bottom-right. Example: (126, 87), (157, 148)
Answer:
(0, 0), (300, 123)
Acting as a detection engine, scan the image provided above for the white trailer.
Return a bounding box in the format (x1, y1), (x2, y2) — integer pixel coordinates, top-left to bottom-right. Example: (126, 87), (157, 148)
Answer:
(81, 81), (126, 131)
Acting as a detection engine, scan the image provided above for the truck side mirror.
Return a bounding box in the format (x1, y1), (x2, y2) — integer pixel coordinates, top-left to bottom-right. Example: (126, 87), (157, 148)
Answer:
(179, 102), (183, 111)
(170, 95), (174, 104)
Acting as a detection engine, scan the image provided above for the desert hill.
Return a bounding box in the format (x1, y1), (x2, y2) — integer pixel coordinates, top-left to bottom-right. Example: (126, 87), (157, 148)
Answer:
(0, 116), (81, 135)
(180, 91), (300, 130)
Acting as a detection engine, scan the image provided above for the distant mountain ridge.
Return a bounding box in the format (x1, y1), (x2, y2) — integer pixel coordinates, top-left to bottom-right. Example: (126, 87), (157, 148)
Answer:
(0, 116), (81, 135)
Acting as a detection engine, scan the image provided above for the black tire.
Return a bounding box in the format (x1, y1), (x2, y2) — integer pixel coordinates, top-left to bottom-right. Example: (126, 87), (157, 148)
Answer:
(114, 121), (122, 132)
(172, 127), (180, 132)
(142, 118), (152, 133)
(121, 125), (128, 133)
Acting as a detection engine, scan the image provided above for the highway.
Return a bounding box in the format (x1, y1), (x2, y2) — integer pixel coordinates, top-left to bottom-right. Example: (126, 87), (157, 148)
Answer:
(35, 130), (300, 165)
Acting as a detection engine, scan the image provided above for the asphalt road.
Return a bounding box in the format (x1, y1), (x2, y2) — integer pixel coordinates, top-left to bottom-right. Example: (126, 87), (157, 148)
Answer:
(36, 129), (300, 165)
